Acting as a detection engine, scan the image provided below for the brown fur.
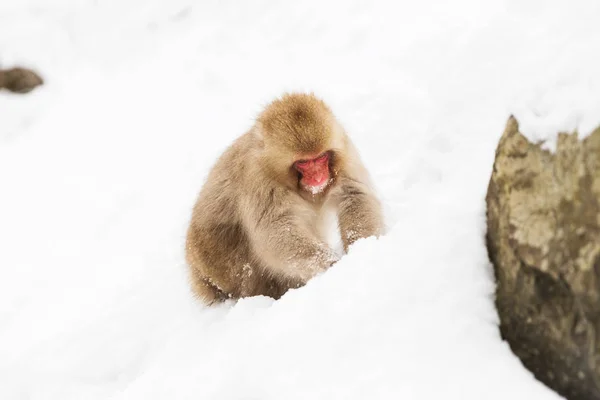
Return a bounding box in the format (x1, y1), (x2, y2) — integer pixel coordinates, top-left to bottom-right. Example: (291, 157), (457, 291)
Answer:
(186, 93), (384, 304)
(0, 67), (43, 94)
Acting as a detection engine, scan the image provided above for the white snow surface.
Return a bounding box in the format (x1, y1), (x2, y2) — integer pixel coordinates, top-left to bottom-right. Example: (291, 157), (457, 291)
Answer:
(2, 0), (599, 399)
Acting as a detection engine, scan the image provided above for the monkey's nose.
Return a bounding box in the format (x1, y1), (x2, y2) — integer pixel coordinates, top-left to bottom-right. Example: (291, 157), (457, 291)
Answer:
(304, 172), (328, 186)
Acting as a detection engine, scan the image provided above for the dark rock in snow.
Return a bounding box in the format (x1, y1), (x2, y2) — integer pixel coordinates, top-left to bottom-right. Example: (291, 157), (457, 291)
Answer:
(0, 67), (44, 94)
(486, 116), (600, 400)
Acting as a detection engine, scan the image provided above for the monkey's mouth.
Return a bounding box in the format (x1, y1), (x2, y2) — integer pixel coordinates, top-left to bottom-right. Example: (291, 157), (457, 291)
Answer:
(302, 173), (328, 187)
(301, 177), (330, 195)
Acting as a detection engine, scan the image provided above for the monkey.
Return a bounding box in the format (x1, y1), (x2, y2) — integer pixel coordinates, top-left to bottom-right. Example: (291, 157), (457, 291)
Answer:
(0, 67), (44, 94)
(186, 93), (384, 304)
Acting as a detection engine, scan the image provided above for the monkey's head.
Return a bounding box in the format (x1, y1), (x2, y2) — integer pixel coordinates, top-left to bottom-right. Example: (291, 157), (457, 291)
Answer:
(255, 93), (346, 195)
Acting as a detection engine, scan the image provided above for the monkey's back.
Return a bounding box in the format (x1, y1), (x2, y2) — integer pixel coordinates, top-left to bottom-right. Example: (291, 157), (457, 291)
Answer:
(185, 133), (289, 303)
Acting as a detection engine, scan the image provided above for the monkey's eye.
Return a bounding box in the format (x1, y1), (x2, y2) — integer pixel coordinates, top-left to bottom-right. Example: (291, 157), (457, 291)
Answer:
(295, 160), (310, 169)
(294, 152), (329, 171)
(315, 152), (329, 163)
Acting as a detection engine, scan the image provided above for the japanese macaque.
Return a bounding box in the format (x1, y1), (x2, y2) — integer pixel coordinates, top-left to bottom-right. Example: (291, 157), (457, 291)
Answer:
(186, 93), (384, 304)
(0, 67), (44, 94)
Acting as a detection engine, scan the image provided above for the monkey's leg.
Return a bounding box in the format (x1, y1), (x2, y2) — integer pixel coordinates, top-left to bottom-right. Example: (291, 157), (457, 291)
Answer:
(190, 274), (229, 304)
(242, 269), (302, 299)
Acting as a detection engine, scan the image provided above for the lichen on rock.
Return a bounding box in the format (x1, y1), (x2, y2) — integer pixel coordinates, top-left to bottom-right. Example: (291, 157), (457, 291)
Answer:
(486, 116), (600, 400)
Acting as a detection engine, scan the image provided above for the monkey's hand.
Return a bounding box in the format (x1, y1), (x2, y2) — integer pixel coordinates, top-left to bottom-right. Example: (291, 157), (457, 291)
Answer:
(337, 178), (384, 252)
(283, 241), (340, 282)
(250, 213), (339, 283)
(0, 67), (44, 93)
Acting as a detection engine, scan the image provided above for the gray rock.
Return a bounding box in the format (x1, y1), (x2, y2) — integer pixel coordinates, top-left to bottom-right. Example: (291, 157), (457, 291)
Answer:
(486, 116), (600, 400)
(0, 67), (44, 94)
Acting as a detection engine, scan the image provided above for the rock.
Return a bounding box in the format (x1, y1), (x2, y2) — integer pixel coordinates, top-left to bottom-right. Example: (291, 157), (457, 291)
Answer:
(0, 67), (44, 93)
(486, 116), (600, 400)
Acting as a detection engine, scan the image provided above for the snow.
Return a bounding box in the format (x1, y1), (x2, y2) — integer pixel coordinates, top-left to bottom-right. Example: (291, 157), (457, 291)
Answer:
(304, 178), (331, 195)
(2, 0), (598, 398)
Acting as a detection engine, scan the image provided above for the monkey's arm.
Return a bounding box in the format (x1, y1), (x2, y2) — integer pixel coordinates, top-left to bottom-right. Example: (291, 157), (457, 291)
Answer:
(244, 196), (338, 283)
(336, 177), (384, 252)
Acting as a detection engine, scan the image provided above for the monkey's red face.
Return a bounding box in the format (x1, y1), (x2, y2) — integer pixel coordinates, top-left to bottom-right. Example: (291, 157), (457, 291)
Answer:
(293, 152), (331, 193)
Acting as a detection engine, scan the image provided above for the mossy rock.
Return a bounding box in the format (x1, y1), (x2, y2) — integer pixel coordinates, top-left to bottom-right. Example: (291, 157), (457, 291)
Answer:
(487, 116), (600, 400)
